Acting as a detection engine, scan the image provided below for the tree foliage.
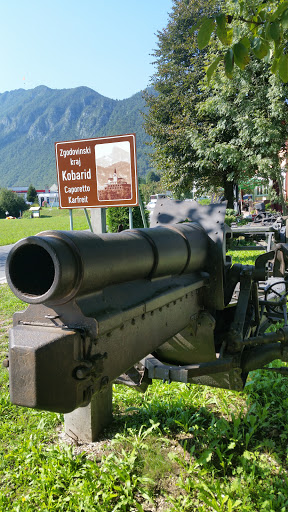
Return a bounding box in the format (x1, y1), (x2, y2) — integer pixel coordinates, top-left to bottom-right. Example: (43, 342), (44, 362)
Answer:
(144, 0), (288, 208)
(139, 181), (165, 204)
(26, 184), (38, 203)
(144, 0), (219, 197)
(146, 170), (161, 183)
(197, 0), (288, 82)
(188, 61), (288, 205)
(0, 188), (28, 218)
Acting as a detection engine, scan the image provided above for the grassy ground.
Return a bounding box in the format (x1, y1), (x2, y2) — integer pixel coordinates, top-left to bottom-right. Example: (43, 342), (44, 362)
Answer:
(0, 208), (90, 245)
(1, 248), (288, 510)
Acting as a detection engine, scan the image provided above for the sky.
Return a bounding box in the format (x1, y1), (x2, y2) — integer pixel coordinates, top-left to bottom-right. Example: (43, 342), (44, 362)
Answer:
(0, 0), (174, 100)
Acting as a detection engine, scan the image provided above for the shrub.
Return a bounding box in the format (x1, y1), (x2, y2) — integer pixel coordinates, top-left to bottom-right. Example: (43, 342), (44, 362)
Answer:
(106, 203), (149, 232)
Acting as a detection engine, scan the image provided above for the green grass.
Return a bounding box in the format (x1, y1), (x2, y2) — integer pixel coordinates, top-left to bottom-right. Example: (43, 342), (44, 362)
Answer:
(1, 251), (288, 510)
(227, 249), (265, 266)
(0, 208), (90, 245)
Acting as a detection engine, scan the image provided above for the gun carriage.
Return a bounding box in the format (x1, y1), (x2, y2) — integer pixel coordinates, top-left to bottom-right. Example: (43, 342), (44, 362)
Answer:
(230, 211), (288, 251)
(4, 199), (288, 437)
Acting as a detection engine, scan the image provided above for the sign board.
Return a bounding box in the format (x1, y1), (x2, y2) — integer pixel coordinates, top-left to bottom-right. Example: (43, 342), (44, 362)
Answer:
(55, 133), (138, 208)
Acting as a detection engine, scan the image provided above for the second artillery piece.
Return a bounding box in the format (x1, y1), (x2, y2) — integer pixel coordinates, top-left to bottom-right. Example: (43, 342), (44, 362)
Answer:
(5, 199), (288, 440)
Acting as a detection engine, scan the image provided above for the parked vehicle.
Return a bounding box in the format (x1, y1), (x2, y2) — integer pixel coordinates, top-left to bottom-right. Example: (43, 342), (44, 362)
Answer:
(147, 194), (167, 210)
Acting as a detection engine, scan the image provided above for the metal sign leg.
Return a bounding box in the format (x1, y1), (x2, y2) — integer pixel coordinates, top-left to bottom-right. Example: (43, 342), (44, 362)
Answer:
(129, 207), (133, 229)
(139, 195), (148, 228)
(69, 209), (73, 230)
(84, 208), (93, 232)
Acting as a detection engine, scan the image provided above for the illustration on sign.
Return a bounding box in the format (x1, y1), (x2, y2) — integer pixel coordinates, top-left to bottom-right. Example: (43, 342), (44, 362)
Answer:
(55, 134), (138, 209)
(95, 141), (132, 201)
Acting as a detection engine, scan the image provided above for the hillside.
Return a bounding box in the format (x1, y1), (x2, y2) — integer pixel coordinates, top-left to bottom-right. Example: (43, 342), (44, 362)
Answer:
(0, 85), (153, 188)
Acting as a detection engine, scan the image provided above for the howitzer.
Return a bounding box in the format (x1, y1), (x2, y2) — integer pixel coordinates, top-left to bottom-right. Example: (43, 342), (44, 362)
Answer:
(5, 200), (288, 434)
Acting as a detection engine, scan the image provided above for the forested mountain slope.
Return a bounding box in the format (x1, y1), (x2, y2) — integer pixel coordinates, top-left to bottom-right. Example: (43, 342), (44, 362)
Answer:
(0, 85), (152, 187)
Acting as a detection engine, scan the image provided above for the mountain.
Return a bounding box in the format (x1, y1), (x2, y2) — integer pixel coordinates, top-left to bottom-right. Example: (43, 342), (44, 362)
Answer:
(96, 145), (130, 167)
(0, 85), (153, 188)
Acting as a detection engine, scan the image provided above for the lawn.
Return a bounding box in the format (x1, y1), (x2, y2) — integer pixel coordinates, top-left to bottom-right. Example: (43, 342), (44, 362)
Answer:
(1, 250), (288, 511)
(0, 208), (91, 245)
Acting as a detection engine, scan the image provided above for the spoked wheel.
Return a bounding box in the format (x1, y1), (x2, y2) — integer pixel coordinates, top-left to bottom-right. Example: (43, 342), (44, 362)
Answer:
(264, 280), (288, 325)
(254, 212), (277, 223)
(254, 213), (266, 223)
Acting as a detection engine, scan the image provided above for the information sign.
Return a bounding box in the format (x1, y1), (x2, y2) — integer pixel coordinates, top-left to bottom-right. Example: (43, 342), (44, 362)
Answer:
(55, 133), (138, 208)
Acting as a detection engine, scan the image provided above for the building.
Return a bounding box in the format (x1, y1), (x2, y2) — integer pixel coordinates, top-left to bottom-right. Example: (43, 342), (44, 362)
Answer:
(37, 184), (59, 207)
(10, 186), (46, 201)
(9, 184), (59, 207)
(98, 169), (131, 201)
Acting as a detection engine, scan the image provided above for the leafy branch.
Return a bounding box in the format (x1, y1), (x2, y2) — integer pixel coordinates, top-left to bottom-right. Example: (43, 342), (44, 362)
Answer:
(195, 0), (288, 82)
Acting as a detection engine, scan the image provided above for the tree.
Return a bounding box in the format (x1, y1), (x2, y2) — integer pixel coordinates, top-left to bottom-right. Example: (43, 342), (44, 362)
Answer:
(144, 0), (219, 197)
(197, 0), (288, 82)
(187, 60), (288, 207)
(26, 184), (38, 203)
(146, 170), (161, 183)
(139, 181), (165, 205)
(0, 188), (28, 218)
(144, 0), (288, 208)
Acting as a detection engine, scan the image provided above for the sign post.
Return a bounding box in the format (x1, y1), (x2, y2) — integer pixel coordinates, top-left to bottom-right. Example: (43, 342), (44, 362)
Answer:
(90, 208), (106, 234)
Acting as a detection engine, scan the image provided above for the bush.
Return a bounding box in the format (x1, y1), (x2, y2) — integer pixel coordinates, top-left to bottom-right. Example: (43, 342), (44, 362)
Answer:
(0, 188), (29, 218)
(106, 203), (149, 232)
(225, 209), (249, 227)
(224, 208), (237, 227)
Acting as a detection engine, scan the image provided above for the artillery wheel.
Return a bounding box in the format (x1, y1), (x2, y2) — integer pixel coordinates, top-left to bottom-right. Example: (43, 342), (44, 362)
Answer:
(264, 280), (288, 324)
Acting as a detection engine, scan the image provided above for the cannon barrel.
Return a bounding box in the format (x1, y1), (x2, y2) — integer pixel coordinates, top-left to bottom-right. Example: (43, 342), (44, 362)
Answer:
(6, 222), (209, 305)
